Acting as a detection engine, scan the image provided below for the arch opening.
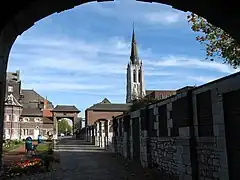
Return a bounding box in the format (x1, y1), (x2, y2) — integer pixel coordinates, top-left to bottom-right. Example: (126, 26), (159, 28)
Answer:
(0, 0), (239, 172)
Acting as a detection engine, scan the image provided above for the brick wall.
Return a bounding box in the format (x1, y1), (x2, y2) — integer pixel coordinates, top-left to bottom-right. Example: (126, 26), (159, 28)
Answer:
(85, 110), (123, 126)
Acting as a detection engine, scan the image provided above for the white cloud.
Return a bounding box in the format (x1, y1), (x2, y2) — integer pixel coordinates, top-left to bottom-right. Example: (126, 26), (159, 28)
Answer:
(188, 76), (218, 84)
(23, 82), (111, 91)
(85, 0), (187, 26)
(143, 12), (184, 25)
(9, 34), (238, 95)
(145, 55), (238, 74)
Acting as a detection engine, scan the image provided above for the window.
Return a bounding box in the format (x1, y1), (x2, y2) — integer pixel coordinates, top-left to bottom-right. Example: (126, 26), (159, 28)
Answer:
(133, 70), (136, 82)
(138, 70), (141, 82)
(8, 114), (12, 121)
(29, 129), (34, 135)
(23, 129), (29, 135)
(8, 86), (13, 92)
(5, 115), (9, 121)
(34, 118), (40, 122)
(13, 115), (18, 122)
(23, 117), (29, 122)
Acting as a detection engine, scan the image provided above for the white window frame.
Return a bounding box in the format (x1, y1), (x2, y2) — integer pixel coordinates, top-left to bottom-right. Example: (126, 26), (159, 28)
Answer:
(23, 117), (29, 122)
(8, 86), (13, 92)
(34, 118), (41, 122)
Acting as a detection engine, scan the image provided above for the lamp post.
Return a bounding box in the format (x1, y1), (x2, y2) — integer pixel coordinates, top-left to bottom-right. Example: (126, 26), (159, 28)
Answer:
(10, 99), (13, 140)
(19, 117), (22, 140)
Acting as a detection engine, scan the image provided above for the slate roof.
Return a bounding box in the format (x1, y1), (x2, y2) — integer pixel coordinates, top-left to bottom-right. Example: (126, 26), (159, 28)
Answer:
(42, 117), (53, 124)
(101, 98), (111, 104)
(146, 90), (176, 95)
(21, 89), (44, 104)
(52, 105), (80, 112)
(86, 97), (131, 112)
(21, 108), (42, 116)
(87, 103), (131, 112)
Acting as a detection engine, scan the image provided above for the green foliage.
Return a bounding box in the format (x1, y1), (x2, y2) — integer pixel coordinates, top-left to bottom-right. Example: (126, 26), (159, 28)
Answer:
(187, 13), (240, 68)
(130, 98), (159, 112)
(36, 143), (49, 152)
(3, 140), (23, 152)
(58, 119), (72, 133)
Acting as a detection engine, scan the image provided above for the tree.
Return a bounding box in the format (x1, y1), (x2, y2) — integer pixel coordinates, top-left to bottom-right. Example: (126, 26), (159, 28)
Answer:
(187, 13), (240, 68)
(58, 119), (72, 134)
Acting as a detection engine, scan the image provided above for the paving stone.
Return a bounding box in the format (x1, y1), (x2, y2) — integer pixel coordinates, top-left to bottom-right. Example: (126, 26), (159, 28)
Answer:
(11, 139), (159, 180)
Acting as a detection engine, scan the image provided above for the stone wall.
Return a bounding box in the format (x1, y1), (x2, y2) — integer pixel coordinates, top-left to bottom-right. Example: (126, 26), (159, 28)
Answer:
(86, 72), (240, 180)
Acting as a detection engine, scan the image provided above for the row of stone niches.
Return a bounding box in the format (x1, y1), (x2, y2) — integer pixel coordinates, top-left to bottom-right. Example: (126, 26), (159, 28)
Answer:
(112, 86), (236, 180)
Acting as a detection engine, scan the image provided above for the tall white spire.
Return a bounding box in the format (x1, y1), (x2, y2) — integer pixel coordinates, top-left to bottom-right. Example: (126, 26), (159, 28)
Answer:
(126, 26), (145, 103)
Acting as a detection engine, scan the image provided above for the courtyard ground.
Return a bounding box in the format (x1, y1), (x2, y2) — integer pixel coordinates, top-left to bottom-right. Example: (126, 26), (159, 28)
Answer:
(9, 138), (161, 180)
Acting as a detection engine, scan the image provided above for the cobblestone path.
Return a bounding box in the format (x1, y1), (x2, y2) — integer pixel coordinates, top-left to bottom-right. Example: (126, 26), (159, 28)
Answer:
(11, 138), (159, 180)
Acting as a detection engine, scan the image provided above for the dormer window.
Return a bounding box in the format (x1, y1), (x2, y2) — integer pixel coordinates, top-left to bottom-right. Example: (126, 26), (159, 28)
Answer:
(34, 118), (41, 122)
(23, 117), (30, 122)
(8, 86), (13, 93)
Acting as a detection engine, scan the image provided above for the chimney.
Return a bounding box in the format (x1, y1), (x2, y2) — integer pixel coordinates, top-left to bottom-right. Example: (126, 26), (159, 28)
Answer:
(44, 97), (48, 109)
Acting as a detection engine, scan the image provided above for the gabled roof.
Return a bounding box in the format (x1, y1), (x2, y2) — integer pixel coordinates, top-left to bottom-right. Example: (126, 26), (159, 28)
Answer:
(52, 105), (80, 112)
(5, 94), (22, 107)
(86, 103), (131, 112)
(100, 98), (111, 104)
(21, 108), (42, 117)
(21, 89), (44, 103)
(42, 117), (53, 124)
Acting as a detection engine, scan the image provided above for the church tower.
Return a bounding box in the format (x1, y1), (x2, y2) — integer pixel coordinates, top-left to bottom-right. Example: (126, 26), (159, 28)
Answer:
(126, 26), (146, 103)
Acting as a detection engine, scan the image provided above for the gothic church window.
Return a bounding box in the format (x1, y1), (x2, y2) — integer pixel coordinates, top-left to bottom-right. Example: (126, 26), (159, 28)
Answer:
(133, 70), (136, 82)
(138, 70), (141, 83)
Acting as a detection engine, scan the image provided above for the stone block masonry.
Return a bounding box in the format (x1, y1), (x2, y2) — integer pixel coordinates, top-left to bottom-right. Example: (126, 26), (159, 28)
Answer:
(86, 71), (240, 180)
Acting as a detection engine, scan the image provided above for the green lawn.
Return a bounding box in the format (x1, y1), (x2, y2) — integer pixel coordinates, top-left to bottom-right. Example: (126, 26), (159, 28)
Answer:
(3, 141), (23, 152)
(36, 143), (52, 153)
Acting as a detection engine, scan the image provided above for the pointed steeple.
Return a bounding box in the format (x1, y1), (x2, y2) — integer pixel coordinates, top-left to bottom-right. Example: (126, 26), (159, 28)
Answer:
(130, 23), (139, 64)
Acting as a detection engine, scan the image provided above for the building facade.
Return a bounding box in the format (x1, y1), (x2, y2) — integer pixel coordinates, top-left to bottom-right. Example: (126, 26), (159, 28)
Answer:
(145, 90), (176, 101)
(4, 71), (23, 139)
(3, 71), (54, 140)
(85, 98), (130, 127)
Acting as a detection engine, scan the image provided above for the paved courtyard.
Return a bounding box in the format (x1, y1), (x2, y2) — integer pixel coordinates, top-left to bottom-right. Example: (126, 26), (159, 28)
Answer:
(11, 138), (159, 180)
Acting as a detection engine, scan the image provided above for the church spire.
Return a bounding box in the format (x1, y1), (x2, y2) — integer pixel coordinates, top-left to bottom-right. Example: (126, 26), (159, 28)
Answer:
(130, 23), (139, 64)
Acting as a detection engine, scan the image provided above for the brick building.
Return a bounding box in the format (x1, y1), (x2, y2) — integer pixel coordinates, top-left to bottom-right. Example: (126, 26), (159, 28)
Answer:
(145, 90), (176, 101)
(85, 98), (130, 126)
(4, 70), (79, 140)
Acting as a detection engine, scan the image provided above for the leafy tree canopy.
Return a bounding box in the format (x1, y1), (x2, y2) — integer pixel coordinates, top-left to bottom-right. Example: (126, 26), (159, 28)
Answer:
(58, 119), (72, 133)
(187, 13), (240, 68)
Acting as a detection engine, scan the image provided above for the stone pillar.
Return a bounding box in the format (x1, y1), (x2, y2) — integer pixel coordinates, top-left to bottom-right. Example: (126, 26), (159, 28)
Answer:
(53, 116), (58, 140)
(89, 126), (93, 143)
(95, 122), (100, 147)
(0, 62), (7, 172)
(86, 127), (90, 141)
(91, 126), (95, 145)
(100, 120), (106, 148)
(0, 21), (19, 173)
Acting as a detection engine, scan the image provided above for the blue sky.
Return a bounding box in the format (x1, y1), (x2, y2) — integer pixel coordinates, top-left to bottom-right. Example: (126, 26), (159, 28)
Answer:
(7, 0), (238, 117)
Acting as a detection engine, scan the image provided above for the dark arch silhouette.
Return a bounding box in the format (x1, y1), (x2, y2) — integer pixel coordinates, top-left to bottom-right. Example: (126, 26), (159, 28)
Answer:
(0, 0), (239, 171)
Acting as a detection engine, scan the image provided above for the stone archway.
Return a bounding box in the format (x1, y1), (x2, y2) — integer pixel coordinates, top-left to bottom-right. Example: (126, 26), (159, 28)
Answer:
(51, 105), (80, 139)
(0, 0), (239, 171)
